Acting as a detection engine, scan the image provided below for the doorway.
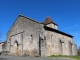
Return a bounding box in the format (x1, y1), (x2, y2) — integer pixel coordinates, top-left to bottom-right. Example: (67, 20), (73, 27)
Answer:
(13, 40), (19, 56)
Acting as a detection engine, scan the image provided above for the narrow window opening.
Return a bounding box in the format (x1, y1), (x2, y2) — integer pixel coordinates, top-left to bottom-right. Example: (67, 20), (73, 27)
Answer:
(59, 40), (63, 55)
(9, 38), (11, 46)
(51, 35), (53, 44)
(30, 35), (33, 43)
(9, 38), (11, 52)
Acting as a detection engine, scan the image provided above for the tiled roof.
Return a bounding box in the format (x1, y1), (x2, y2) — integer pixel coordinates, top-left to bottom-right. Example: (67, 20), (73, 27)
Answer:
(44, 26), (73, 38)
(44, 16), (58, 25)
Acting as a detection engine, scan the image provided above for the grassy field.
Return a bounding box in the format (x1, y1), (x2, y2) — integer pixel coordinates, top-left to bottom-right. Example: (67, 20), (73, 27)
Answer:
(48, 55), (80, 60)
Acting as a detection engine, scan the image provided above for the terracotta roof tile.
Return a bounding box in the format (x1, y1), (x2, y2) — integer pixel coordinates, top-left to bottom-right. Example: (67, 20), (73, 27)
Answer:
(44, 16), (58, 25)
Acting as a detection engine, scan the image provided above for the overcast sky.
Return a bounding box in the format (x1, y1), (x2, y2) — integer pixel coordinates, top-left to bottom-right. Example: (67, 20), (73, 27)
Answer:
(0, 0), (80, 47)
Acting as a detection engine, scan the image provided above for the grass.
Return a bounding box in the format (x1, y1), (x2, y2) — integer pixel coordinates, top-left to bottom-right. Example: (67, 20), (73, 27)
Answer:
(48, 55), (80, 60)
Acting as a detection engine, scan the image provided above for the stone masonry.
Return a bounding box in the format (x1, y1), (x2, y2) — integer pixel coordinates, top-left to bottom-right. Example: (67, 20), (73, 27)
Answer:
(0, 42), (4, 52)
(2, 14), (77, 57)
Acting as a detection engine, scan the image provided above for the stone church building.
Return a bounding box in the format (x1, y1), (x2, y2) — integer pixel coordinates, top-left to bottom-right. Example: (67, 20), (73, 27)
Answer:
(2, 14), (77, 57)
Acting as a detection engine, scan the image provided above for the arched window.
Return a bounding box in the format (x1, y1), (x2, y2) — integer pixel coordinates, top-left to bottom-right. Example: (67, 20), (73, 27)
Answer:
(14, 40), (18, 46)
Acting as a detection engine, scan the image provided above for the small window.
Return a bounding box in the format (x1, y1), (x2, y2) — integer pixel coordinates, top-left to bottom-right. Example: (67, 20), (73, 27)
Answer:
(30, 35), (33, 43)
(9, 38), (11, 45)
(21, 34), (23, 39)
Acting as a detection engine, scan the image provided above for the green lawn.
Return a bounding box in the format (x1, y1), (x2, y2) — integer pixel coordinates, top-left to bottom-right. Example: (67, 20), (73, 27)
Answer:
(48, 55), (80, 60)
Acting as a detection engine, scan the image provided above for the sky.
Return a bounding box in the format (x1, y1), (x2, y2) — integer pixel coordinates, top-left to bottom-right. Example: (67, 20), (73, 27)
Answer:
(0, 0), (80, 47)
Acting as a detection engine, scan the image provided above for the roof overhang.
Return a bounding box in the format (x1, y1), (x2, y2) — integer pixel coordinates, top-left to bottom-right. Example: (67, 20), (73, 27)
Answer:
(44, 26), (73, 38)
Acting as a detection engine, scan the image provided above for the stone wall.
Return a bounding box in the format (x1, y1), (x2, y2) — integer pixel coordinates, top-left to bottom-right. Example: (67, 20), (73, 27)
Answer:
(4, 15), (77, 57)
(46, 23), (58, 29)
(45, 30), (77, 56)
(72, 42), (77, 56)
(0, 43), (4, 52)
(6, 15), (46, 56)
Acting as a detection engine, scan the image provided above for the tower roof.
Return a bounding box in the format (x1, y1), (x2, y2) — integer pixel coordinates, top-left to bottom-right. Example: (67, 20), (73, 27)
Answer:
(44, 16), (58, 25)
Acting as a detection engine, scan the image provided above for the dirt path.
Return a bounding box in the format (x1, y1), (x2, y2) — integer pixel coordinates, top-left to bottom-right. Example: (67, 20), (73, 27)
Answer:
(0, 55), (74, 60)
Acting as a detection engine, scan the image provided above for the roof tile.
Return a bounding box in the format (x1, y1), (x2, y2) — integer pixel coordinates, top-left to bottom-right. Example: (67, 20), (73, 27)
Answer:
(44, 16), (57, 25)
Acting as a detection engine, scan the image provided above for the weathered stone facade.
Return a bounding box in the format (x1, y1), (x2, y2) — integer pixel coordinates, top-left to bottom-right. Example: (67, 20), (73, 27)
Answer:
(0, 42), (4, 52)
(2, 14), (77, 57)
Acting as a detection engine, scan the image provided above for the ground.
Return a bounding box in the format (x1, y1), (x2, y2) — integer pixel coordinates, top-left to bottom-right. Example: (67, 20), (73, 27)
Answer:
(0, 55), (74, 60)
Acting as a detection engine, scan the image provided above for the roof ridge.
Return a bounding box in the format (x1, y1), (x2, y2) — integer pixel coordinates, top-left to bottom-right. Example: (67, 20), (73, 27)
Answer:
(19, 14), (41, 24)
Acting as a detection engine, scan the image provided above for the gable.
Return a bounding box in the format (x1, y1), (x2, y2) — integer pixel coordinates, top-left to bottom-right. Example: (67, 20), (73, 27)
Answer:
(7, 15), (42, 37)
(7, 15), (22, 36)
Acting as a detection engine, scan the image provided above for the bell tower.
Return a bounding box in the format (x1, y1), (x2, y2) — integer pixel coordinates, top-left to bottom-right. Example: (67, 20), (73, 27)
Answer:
(44, 16), (58, 29)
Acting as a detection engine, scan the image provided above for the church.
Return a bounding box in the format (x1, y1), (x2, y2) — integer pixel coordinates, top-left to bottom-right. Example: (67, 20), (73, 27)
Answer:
(2, 14), (77, 57)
